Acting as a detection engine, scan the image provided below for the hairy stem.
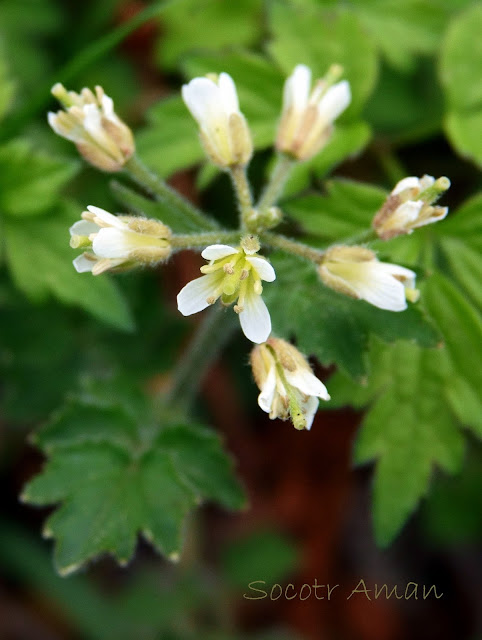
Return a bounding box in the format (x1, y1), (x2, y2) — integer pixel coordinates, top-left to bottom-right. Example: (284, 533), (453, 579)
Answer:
(343, 228), (378, 245)
(261, 231), (325, 263)
(171, 231), (241, 249)
(229, 164), (254, 229)
(166, 305), (238, 412)
(126, 155), (219, 231)
(257, 153), (295, 214)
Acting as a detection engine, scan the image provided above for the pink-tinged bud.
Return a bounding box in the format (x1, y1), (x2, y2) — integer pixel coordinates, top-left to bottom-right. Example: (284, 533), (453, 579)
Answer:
(373, 175), (450, 240)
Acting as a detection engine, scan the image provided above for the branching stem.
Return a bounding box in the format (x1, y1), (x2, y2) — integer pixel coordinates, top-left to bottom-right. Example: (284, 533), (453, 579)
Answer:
(261, 231), (325, 263)
(166, 305), (238, 412)
(126, 155), (219, 231)
(257, 153), (295, 214)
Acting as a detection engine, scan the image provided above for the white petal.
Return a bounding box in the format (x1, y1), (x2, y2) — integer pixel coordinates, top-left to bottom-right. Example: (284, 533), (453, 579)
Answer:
(246, 256), (276, 282)
(391, 176), (421, 195)
(394, 200), (423, 224)
(73, 254), (95, 273)
(201, 244), (238, 261)
(92, 228), (134, 258)
(182, 77), (224, 128)
(177, 272), (222, 316)
(238, 291), (271, 344)
(258, 364), (277, 414)
(218, 72), (239, 113)
(352, 263), (409, 311)
(285, 368), (330, 401)
(69, 220), (99, 236)
(283, 64), (311, 113)
(317, 80), (351, 122)
(87, 205), (127, 229)
(303, 395), (319, 430)
(419, 175), (435, 190)
(377, 262), (417, 282)
(414, 206), (449, 228)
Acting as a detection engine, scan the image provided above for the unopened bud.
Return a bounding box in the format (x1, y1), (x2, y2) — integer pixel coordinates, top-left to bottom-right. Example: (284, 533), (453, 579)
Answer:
(373, 175), (450, 240)
(319, 245), (419, 312)
(48, 84), (135, 172)
(276, 64), (351, 161)
(182, 72), (253, 168)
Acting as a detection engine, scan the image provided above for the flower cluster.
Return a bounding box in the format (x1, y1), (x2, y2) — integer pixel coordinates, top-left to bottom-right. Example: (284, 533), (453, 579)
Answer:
(53, 63), (451, 431)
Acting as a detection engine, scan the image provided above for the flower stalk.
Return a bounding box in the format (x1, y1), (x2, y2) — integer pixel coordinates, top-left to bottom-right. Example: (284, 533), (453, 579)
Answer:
(256, 153), (295, 216)
(125, 154), (219, 231)
(166, 305), (238, 412)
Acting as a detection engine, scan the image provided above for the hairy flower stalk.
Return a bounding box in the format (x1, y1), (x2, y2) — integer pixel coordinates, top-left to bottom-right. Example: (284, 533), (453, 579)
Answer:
(251, 338), (330, 430)
(177, 236), (275, 344)
(319, 246), (419, 312)
(276, 64), (351, 161)
(373, 175), (450, 240)
(182, 72), (253, 168)
(48, 84), (135, 171)
(70, 206), (171, 275)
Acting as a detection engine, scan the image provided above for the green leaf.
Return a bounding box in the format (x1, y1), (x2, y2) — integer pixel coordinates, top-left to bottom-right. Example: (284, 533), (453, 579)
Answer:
(354, 341), (465, 546)
(437, 192), (482, 250)
(0, 38), (15, 122)
(111, 180), (207, 233)
(0, 0), (62, 89)
(283, 179), (386, 240)
(23, 394), (245, 575)
(349, 0), (448, 71)
(422, 452), (482, 546)
(265, 252), (439, 378)
(267, 3), (378, 117)
(439, 237), (482, 310)
(0, 140), (79, 218)
(3, 201), (134, 331)
(439, 3), (482, 167)
(423, 273), (482, 424)
(135, 96), (202, 179)
(157, 0), (262, 69)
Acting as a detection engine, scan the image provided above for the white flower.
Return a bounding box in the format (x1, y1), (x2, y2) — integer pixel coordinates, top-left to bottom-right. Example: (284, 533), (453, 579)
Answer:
(182, 72), (253, 168)
(319, 246), (419, 312)
(177, 237), (275, 344)
(276, 64), (351, 161)
(70, 206), (171, 275)
(373, 175), (450, 240)
(251, 338), (330, 430)
(48, 84), (134, 171)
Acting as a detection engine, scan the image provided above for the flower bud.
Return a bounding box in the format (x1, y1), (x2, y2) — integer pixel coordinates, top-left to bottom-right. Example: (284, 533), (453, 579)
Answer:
(251, 338), (330, 430)
(373, 175), (450, 240)
(70, 206), (171, 275)
(276, 64), (351, 161)
(319, 245), (419, 312)
(182, 73), (253, 168)
(48, 84), (135, 172)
